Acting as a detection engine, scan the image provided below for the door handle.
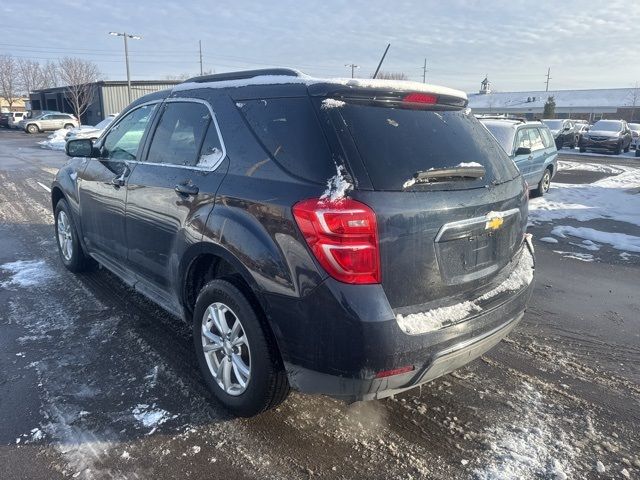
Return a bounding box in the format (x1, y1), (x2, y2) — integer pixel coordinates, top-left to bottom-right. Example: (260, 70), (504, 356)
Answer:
(175, 183), (199, 196)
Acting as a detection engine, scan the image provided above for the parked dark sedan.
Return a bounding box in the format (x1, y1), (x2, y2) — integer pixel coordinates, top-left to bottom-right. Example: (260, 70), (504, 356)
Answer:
(579, 119), (632, 154)
(541, 119), (578, 149)
(52, 69), (535, 416)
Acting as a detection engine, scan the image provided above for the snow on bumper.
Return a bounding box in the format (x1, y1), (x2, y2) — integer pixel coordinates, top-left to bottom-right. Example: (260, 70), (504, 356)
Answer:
(397, 239), (535, 335)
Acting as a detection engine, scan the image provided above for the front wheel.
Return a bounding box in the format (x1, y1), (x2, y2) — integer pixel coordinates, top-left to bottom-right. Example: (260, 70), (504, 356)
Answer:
(63, 123), (74, 130)
(624, 143), (630, 153)
(55, 199), (90, 272)
(193, 279), (289, 417)
(26, 124), (39, 134)
(579, 147), (586, 153)
(614, 142), (622, 155)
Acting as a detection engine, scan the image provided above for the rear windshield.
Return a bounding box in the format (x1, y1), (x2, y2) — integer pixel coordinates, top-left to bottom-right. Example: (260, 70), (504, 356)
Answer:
(333, 104), (519, 190)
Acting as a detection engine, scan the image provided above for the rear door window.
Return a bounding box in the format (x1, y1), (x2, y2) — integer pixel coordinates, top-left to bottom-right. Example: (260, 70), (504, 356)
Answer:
(527, 128), (545, 151)
(146, 102), (210, 167)
(238, 97), (335, 183)
(540, 127), (554, 148)
(333, 104), (519, 191)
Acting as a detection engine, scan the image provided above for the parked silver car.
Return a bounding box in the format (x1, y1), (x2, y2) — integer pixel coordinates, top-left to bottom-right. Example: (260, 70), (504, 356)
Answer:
(64, 115), (118, 142)
(20, 113), (79, 134)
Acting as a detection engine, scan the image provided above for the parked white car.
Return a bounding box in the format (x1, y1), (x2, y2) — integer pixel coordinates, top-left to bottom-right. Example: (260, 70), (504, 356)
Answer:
(65, 114), (118, 142)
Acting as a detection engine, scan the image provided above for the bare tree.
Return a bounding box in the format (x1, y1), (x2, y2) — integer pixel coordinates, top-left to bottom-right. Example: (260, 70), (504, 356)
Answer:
(57, 57), (101, 125)
(42, 61), (60, 88)
(628, 82), (640, 122)
(374, 71), (408, 80)
(0, 55), (20, 110)
(16, 59), (47, 95)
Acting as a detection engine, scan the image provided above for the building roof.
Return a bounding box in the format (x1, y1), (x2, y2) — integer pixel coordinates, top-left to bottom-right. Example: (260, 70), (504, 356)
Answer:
(31, 80), (180, 94)
(468, 87), (639, 112)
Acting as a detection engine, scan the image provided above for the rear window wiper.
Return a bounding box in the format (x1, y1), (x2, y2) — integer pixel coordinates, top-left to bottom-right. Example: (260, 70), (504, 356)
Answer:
(403, 166), (485, 188)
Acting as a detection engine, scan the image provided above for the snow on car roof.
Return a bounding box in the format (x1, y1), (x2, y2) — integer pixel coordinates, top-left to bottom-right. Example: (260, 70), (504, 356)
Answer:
(172, 71), (467, 100)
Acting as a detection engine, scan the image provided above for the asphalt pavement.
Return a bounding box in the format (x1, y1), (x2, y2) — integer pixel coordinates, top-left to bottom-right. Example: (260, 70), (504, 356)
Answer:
(1, 129), (638, 479)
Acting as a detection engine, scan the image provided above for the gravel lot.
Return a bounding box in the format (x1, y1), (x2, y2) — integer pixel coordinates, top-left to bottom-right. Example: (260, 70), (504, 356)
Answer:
(1, 129), (639, 479)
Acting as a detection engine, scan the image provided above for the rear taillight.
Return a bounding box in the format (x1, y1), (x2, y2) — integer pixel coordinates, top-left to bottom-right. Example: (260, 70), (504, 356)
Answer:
(292, 198), (380, 284)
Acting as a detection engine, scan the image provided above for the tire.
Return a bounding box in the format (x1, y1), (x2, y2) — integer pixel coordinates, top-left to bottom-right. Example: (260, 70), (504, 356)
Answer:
(636, 148), (640, 157)
(614, 142), (622, 155)
(64, 123), (74, 130)
(532, 167), (552, 198)
(193, 279), (290, 417)
(579, 147), (586, 153)
(624, 143), (630, 153)
(26, 124), (39, 134)
(54, 199), (90, 272)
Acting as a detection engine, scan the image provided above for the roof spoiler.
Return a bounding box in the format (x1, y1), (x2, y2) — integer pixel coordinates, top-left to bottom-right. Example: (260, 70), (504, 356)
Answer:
(183, 68), (303, 84)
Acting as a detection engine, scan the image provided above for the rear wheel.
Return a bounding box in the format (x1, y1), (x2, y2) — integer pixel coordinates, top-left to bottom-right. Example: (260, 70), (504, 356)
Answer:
(63, 123), (74, 130)
(26, 124), (39, 134)
(614, 142), (622, 155)
(193, 279), (289, 417)
(55, 199), (90, 272)
(532, 168), (552, 197)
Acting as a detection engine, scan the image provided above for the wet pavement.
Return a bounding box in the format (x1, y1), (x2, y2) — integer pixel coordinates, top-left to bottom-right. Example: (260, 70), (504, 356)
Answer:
(1, 129), (639, 479)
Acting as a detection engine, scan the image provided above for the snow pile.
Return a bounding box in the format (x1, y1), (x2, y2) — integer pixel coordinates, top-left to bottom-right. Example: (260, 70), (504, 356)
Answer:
(132, 404), (177, 434)
(474, 383), (576, 480)
(557, 161), (624, 175)
(529, 166), (640, 227)
(320, 165), (353, 202)
(551, 225), (640, 253)
(1, 260), (55, 288)
(457, 162), (483, 168)
(321, 98), (346, 109)
(552, 250), (594, 262)
(539, 237), (558, 244)
(38, 128), (68, 151)
(397, 247), (534, 334)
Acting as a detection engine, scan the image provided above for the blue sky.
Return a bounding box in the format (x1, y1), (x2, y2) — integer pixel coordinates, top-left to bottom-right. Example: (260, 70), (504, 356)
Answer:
(2, 0), (639, 92)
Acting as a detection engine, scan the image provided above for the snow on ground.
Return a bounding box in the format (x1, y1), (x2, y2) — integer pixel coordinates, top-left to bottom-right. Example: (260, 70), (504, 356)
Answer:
(529, 164), (640, 228)
(132, 404), (177, 434)
(38, 128), (68, 151)
(552, 251), (595, 262)
(473, 383), (576, 480)
(552, 225), (640, 253)
(557, 160), (625, 174)
(1, 259), (55, 287)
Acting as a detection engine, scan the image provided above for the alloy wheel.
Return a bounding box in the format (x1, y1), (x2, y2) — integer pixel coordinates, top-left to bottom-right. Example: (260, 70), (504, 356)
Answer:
(56, 211), (73, 261)
(201, 302), (251, 396)
(542, 171), (551, 193)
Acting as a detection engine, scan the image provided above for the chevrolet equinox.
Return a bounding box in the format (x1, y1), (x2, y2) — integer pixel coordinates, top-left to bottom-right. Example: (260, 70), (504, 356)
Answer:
(53, 69), (535, 417)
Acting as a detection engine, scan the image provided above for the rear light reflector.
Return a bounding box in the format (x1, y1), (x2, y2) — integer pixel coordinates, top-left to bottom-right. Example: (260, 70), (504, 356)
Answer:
(375, 365), (415, 378)
(292, 198), (380, 284)
(403, 92), (437, 105)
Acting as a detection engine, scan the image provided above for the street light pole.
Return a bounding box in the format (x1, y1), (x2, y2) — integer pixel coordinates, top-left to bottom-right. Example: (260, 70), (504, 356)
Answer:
(345, 63), (359, 78)
(109, 31), (142, 103)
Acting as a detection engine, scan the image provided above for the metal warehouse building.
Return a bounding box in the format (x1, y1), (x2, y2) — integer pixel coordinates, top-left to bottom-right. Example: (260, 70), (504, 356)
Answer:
(28, 80), (180, 126)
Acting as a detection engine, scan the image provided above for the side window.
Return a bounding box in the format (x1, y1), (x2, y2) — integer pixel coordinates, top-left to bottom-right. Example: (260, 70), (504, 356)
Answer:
(197, 119), (225, 168)
(146, 102), (210, 166)
(102, 103), (157, 161)
(540, 127), (554, 148)
(515, 128), (532, 151)
(528, 128), (545, 151)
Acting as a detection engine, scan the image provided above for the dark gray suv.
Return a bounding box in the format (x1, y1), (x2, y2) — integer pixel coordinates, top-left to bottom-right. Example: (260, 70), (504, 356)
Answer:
(52, 69), (535, 416)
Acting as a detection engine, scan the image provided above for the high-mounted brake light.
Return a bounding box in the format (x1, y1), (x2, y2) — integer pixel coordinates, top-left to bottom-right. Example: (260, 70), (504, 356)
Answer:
(292, 198), (380, 284)
(403, 92), (438, 104)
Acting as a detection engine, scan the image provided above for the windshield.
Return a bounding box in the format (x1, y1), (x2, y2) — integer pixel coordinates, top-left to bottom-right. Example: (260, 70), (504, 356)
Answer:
(331, 103), (519, 191)
(592, 120), (622, 132)
(481, 122), (516, 154)
(541, 119), (563, 129)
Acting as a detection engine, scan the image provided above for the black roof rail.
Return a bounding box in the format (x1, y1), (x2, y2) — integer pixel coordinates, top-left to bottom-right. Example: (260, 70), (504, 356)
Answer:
(182, 68), (303, 84)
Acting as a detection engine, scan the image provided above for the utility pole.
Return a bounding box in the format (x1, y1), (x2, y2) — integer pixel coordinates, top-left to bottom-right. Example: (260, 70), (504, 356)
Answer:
(345, 63), (359, 78)
(199, 40), (203, 76)
(422, 58), (427, 83)
(109, 31), (142, 103)
(545, 67), (552, 92)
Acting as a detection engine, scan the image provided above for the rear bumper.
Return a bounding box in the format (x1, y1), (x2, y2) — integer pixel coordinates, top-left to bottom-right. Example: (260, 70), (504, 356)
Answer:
(266, 240), (535, 401)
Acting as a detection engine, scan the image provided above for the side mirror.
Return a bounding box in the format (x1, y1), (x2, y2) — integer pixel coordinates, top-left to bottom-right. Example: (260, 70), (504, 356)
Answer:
(514, 147), (532, 156)
(66, 138), (97, 158)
